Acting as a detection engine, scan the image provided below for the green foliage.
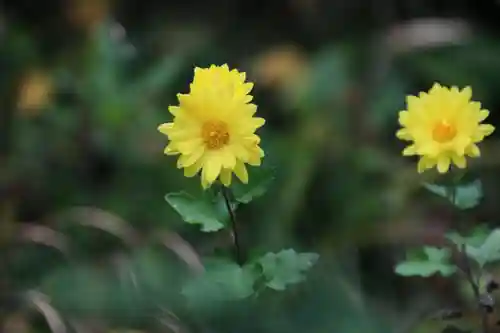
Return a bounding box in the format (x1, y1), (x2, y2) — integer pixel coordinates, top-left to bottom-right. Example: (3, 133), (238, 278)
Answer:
(182, 249), (320, 311)
(423, 179), (483, 209)
(446, 225), (490, 248)
(394, 247), (457, 277)
(165, 192), (226, 232)
(452, 228), (500, 268)
(231, 167), (274, 204)
(182, 260), (255, 310)
(256, 249), (320, 291)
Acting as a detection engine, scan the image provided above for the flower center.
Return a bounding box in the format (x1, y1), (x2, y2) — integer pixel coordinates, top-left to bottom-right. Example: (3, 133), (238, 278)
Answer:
(432, 120), (457, 143)
(201, 120), (230, 150)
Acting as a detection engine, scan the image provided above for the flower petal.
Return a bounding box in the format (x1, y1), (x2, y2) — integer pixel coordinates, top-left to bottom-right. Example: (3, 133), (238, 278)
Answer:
(219, 168), (233, 187)
(478, 110), (490, 122)
(402, 145), (417, 156)
(396, 129), (412, 140)
(417, 157), (435, 174)
(437, 156), (451, 174)
(158, 123), (174, 135)
(465, 144), (481, 158)
(164, 143), (179, 155)
(202, 154), (222, 185)
(184, 159), (203, 177)
(451, 154), (467, 169)
(234, 160), (249, 184)
(479, 124), (495, 137)
(177, 146), (204, 168)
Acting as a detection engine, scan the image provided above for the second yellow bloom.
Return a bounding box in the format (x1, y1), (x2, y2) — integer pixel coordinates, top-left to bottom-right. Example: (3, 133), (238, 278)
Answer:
(397, 83), (494, 173)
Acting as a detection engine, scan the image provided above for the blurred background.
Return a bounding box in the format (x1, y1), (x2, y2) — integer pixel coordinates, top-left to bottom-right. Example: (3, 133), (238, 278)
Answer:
(2, 0), (500, 332)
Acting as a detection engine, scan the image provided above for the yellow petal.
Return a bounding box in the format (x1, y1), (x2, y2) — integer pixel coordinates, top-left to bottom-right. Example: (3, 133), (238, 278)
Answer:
(406, 96), (419, 109)
(201, 176), (210, 189)
(243, 95), (253, 103)
(168, 106), (181, 116)
(164, 143), (179, 155)
(398, 111), (409, 126)
(242, 82), (254, 95)
(479, 124), (495, 137)
(396, 129), (412, 140)
(461, 86), (472, 101)
(251, 117), (266, 129)
(220, 148), (236, 169)
(437, 156), (451, 174)
(466, 144), (481, 158)
(247, 153), (262, 166)
(184, 159), (203, 177)
(234, 160), (248, 184)
(202, 155), (222, 185)
(402, 145), (417, 156)
(219, 168), (233, 187)
(478, 110), (489, 122)
(158, 123), (174, 135)
(417, 157), (434, 173)
(429, 82), (442, 94)
(177, 146), (204, 168)
(177, 139), (203, 155)
(451, 154), (467, 169)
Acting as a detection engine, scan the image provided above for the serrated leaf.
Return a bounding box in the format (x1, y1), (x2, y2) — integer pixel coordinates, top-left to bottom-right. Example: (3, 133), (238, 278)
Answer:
(423, 180), (483, 210)
(395, 247), (457, 277)
(395, 261), (456, 277)
(446, 225), (490, 249)
(423, 246), (452, 262)
(231, 167), (274, 204)
(165, 192), (224, 232)
(181, 261), (255, 309)
(476, 229), (500, 266)
(257, 249), (319, 291)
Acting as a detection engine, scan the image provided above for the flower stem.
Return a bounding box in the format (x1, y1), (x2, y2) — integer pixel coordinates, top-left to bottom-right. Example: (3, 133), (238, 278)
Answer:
(460, 244), (488, 333)
(447, 174), (488, 333)
(221, 186), (243, 266)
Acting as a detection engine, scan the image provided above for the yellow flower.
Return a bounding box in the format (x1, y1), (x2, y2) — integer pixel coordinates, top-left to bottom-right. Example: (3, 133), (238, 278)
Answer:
(397, 83), (494, 173)
(158, 64), (265, 189)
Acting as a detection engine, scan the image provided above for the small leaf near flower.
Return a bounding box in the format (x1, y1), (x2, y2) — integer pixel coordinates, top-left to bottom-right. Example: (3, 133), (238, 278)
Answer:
(231, 166), (274, 204)
(423, 179), (483, 210)
(165, 192), (225, 232)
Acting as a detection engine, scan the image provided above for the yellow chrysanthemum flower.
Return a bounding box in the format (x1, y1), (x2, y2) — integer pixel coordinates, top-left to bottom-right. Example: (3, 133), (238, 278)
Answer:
(397, 83), (494, 173)
(158, 64), (265, 189)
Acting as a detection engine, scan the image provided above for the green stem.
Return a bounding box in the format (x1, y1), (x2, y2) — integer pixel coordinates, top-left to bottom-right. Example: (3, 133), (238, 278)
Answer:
(447, 173), (488, 333)
(221, 186), (243, 266)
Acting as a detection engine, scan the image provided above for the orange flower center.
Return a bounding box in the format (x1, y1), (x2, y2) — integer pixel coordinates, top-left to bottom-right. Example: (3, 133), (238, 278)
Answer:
(201, 120), (230, 150)
(432, 120), (457, 143)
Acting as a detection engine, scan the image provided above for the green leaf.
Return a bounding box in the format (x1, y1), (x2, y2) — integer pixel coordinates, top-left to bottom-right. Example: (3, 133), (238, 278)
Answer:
(476, 229), (500, 266)
(423, 246), (450, 262)
(394, 261), (456, 277)
(447, 227), (500, 267)
(446, 225), (490, 248)
(394, 247), (457, 277)
(165, 192), (224, 232)
(422, 183), (448, 199)
(182, 260), (255, 310)
(423, 180), (483, 209)
(231, 167), (274, 204)
(257, 249), (319, 291)
(454, 180), (483, 209)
